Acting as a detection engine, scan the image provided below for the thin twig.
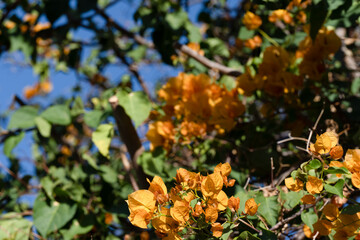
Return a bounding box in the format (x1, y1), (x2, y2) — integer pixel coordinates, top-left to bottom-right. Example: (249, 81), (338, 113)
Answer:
(306, 109), (325, 153)
(120, 145), (139, 191)
(174, 43), (242, 77)
(238, 218), (261, 234)
(0, 162), (30, 189)
(270, 205), (310, 231)
(277, 133), (309, 144)
(244, 177), (250, 190)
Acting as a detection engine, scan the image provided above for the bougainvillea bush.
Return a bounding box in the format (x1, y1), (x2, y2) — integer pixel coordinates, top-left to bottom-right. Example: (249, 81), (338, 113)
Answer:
(0, 0), (360, 239)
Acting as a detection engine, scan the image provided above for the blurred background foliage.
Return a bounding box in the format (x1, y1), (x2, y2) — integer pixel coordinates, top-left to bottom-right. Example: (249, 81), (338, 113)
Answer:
(0, 0), (359, 239)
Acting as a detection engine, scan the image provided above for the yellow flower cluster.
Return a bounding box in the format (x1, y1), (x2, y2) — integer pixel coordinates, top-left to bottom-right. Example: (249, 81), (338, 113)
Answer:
(297, 27), (341, 80)
(126, 163), (259, 239)
(238, 46), (303, 97)
(147, 73), (245, 149)
(284, 131), (360, 238)
(303, 204), (360, 239)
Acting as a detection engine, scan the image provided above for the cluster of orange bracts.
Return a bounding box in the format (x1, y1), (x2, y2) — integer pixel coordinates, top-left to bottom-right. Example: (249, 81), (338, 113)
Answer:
(126, 163), (259, 239)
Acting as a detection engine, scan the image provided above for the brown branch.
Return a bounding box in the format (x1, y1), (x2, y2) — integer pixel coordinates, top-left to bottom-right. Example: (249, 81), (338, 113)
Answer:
(270, 205), (312, 231)
(108, 96), (147, 189)
(306, 109), (324, 153)
(96, 8), (154, 48)
(120, 145), (140, 191)
(96, 8), (242, 77)
(174, 43), (242, 77)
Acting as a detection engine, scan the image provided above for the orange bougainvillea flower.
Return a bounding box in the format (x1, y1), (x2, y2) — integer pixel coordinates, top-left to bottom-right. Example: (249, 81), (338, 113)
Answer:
(216, 190), (229, 211)
(128, 208), (153, 229)
(205, 206), (218, 223)
(269, 9), (293, 24)
(175, 168), (200, 190)
(193, 202), (204, 217)
(24, 80), (53, 99)
(33, 22), (51, 32)
(242, 11), (262, 30)
(126, 189), (156, 215)
(301, 195), (316, 204)
(127, 190), (156, 228)
(148, 176), (168, 204)
(309, 131), (339, 155)
(214, 162), (235, 187)
(323, 204), (339, 221)
(244, 35), (262, 49)
(146, 120), (175, 150)
(344, 149), (360, 173)
(329, 145), (344, 160)
(170, 200), (190, 224)
(303, 224), (316, 238)
(201, 172), (223, 198)
(104, 213), (113, 225)
(228, 196), (240, 212)
(313, 220), (333, 236)
(306, 176), (323, 194)
(211, 223), (223, 238)
(152, 207), (181, 237)
(351, 172), (360, 188)
(244, 198), (259, 216)
(285, 177), (304, 192)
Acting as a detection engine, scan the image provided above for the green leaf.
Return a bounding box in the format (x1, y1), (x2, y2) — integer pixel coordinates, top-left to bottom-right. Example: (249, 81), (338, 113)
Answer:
(301, 209), (318, 232)
(351, 78), (360, 95)
(324, 179), (345, 198)
(9, 35), (34, 59)
(84, 110), (105, 128)
(308, 159), (322, 169)
(165, 10), (188, 30)
(327, 0), (346, 10)
(138, 148), (166, 176)
(205, 38), (230, 57)
(4, 131), (24, 157)
(35, 116), (52, 138)
(99, 165), (118, 184)
(185, 22), (202, 42)
(280, 190), (305, 210)
(33, 194), (77, 237)
(324, 167), (350, 175)
(71, 97), (84, 116)
(60, 218), (94, 240)
(341, 204), (360, 215)
(309, 0), (329, 40)
(220, 222), (234, 240)
(236, 231), (260, 240)
(128, 46), (147, 62)
(117, 91), (152, 127)
(41, 105), (71, 125)
(259, 227), (277, 240)
(255, 195), (280, 226)
(238, 26), (255, 40)
(8, 106), (38, 129)
(82, 153), (99, 170)
(190, 198), (199, 209)
(92, 124), (114, 158)
(40, 176), (56, 199)
(0, 213), (32, 240)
